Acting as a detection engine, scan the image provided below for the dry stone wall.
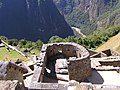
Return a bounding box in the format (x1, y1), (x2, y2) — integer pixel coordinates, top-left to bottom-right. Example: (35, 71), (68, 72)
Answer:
(40, 42), (91, 82)
(68, 58), (91, 81)
(30, 42), (92, 90)
(0, 61), (27, 82)
(0, 80), (23, 90)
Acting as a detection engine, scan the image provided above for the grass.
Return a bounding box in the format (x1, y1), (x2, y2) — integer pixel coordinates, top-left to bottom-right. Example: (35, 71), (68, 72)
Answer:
(96, 33), (120, 52)
(0, 46), (29, 61)
(116, 45), (120, 53)
(25, 49), (40, 57)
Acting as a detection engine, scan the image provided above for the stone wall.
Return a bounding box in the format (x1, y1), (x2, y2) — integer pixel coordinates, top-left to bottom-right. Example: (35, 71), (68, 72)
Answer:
(6, 66), (23, 82)
(88, 49), (98, 57)
(68, 58), (91, 81)
(91, 49), (120, 58)
(99, 60), (120, 67)
(0, 61), (27, 83)
(46, 44), (77, 58)
(0, 80), (23, 90)
(101, 49), (120, 56)
(40, 42), (91, 82)
(29, 42), (92, 89)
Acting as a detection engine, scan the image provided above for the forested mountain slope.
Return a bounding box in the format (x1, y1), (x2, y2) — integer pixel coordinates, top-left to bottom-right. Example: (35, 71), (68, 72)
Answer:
(0, 0), (73, 42)
(53, 0), (120, 35)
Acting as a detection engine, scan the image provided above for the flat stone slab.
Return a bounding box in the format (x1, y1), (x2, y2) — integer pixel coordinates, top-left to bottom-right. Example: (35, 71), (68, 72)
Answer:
(29, 83), (68, 90)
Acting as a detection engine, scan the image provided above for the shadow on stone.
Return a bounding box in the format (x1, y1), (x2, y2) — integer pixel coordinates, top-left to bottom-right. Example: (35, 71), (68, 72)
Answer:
(87, 70), (104, 84)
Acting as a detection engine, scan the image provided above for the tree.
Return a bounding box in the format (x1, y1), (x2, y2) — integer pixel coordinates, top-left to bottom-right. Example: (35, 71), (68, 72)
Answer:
(0, 36), (8, 41)
(34, 40), (43, 50)
(49, 36), (64, 43)
(18, 39), (27, 48)
(8, 39), (18, 46)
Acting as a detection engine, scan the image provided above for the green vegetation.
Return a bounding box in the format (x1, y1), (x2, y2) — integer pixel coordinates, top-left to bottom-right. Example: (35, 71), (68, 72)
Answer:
(97, 1), (120, 21)
(0, 47), (28, 61)
(83, 26), (120, 48)
(65, 9), (96, 35)
(96, 33), (120, 52)
(0, 25), (120, 61)
(54, 0), (120, 35)
(49, 26), (120, 49)
(6, 39), (43, 55)
(0, 37), (43, 61)
(54, 0), (97, 35)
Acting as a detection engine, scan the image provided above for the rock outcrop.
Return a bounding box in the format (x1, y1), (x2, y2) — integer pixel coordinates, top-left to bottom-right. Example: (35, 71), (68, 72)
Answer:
(0, 0), (73, 42)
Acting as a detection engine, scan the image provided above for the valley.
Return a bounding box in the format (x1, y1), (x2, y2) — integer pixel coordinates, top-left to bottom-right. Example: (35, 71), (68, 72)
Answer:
(0, 0), (120, 90)
(53, 0), (120, 35)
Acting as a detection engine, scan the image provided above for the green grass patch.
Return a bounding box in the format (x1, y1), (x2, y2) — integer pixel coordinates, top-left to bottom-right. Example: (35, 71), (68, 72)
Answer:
(0, 47), (29, 61)
(24, 49), (40, 56)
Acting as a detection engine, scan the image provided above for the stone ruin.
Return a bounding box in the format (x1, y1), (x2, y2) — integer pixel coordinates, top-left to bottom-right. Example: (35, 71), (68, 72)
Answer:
(45, 42), (91, 81)
(90, 49), (120, 70)
(29, 42), (92, 89)
(90, 49), (120, 58)
(0, 61), (27, 82)
(0, 42), (120, 90)
(0, 60), (28, 90)
(28, 43), (120, 90)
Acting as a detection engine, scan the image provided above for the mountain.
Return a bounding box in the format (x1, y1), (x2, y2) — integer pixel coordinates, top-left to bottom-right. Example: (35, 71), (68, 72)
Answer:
(53, 0), (120, 35)
(0, 0), (73, 42)
(96, 2), (120, 29)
